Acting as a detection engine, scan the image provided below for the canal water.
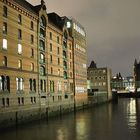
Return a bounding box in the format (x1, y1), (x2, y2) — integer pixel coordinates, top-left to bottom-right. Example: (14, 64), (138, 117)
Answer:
(0, 98), (140, 140)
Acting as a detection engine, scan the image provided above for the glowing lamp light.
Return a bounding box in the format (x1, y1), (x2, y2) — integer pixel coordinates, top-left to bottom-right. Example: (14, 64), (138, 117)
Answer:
(66, 21), (71, 28)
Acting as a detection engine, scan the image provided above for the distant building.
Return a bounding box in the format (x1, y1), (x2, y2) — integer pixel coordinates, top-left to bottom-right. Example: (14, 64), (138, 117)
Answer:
(134, 59), (140, 91)
(87, 61), (112, 101)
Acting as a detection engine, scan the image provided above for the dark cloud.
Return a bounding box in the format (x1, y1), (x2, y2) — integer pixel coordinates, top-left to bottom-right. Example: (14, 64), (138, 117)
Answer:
(27, 0), (140, 77)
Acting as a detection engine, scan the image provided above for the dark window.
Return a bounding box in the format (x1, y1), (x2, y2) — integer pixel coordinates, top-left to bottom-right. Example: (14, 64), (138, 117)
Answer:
(18, 97), (20, 105)
(40, 80), (43, 91)
(2, 98), (5, 107)
(57, 47), (60, 54)
(31, 97), (33, 103)
(33, 79), (36, 92)
(44, 80), (46, 92)
(18, 14), (22, 24)
(3, 22), (7, 34)
(57, 36), (59, 43)
(50, 43), (52, 52)
(51, 67), (53, 74)
(31, 48), (34, 58)
(29, 79), (32, 91)
(6, 76), (10, 92)
(58, 58), (60, 65)
(34, 97), (36, 103)
(31, 35), (34, 44)
(21, 97), (24, 105)
(50, 32), (52, 40)
(50, 55), (52, 63)
(70, 52), (72, 59)
(40, 16), (46, 27)
(6, 98), (9, 106)
(18, 29), (22, 40)
(31, 21), (34, 30)
(3, 6), (7, 17)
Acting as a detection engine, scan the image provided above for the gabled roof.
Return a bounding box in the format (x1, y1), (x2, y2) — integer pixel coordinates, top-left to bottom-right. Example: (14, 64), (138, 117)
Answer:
(48, 12), (64, 30)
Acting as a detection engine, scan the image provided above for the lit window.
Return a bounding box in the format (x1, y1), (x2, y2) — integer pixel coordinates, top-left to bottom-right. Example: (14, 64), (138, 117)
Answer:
(103, 82), (106, 86)
(16, 78), (24, 91)
(18, 44), (22, 54)
(31, 63), (34, 71)
(2, 39), (7, 50)
(18, 60), (22, 69)
(58, 69), (60, 76)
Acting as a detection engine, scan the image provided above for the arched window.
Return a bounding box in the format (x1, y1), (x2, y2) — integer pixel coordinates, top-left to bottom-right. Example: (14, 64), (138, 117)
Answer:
(64, 31), (68, 40)
(40, 16), (46, 27)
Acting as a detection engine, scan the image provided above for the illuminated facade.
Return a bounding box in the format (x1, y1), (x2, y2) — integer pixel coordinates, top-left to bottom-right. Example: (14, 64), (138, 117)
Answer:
(0, 0), (87, 114)
(71, 18), (88, 105)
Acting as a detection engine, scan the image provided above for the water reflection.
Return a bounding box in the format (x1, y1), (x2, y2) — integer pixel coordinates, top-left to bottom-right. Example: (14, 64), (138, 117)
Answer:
(127, 98), (137, 130)
(0, 99), (140, 140)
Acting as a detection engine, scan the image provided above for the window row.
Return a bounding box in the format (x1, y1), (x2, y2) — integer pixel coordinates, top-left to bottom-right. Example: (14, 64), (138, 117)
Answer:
(2, 39), (35, 57)
(2, 23), (34, 43)
(3, 6), (34, 30)
(0, 76), (37, 92)
(2, 56), (35, 71)
(1, 97), (36, 107)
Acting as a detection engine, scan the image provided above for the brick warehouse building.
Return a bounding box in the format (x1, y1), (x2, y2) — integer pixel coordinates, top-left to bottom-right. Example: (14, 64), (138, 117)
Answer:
(0, 0), (87, 127)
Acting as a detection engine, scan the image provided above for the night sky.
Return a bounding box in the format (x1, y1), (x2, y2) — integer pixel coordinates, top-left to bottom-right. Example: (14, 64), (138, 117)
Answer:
(27, 0), (140, 77)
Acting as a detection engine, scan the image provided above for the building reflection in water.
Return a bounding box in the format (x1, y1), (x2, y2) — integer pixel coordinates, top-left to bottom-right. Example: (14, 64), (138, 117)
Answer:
(127, 98), (137, 130)
(76, 116), (87, 140)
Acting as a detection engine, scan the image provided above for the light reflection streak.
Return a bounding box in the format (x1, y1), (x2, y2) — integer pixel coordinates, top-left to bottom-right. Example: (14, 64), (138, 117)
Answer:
(127, 99), (137, 130)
